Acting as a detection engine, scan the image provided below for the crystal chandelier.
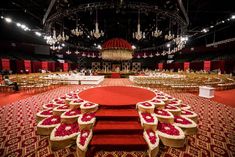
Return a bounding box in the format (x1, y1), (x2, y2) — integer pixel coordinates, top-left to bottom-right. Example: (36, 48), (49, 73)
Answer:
(165, 31), (175, 40)
(57, 31), (69, 42)
(152, 27), (162, 38)
(90, 9), (104, 39)
(71, 17), (83, 36)
(152, 15), (162, 38)
(133, 10), (145, 40)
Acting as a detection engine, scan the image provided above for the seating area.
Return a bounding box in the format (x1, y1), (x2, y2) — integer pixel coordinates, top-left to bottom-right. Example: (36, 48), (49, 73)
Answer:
(130, 72), (235, 92)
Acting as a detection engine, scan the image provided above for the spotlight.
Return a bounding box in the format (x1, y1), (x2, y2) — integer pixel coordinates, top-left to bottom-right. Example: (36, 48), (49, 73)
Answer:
(166, 44), (170, 48)
(1, 16), (4, 19)
(61, 43), (65, 47)
(201, 28), (208, 33)
(35, 32), (42, 36)
(20, 24), (26, 29)
(5, 17), (12, 23)
(97, 45), (102, 49)
(231, 15), (235, 19)
(131, 45), (136, 49)
(16, 23), (21, 27)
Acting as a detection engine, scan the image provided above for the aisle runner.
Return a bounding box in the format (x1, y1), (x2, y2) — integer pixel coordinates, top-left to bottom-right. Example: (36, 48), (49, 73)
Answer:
(0, 83), (235, 157)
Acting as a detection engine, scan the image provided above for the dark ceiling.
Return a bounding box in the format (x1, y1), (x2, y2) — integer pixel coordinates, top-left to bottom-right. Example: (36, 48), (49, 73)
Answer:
(0, 0), (234, 52)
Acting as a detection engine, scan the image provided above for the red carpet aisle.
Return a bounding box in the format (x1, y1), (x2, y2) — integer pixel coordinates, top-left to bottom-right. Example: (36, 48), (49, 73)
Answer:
(0, 79), (234, 157)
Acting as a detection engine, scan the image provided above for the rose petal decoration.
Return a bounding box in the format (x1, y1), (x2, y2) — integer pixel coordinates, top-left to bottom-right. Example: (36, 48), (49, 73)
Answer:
(54, 123), (79, 137)
(141, 112), (154, 123)
(151, 99), (161, 103)
(174, 116), (192, 125)
(81, 113), (95, 122)
(165, 105), (177, 110)
(64, 109), (81, 116)
(146, 129), (157, 144)
(140, 102), (152, 107)
(57, 105), (69, 110)
(73, 99), (84, 103)
(84, 103), (95, 107)
(155, 109), (170, 116)
(79, 130), (90, 146)
(157, 122), (180, 136)
(41, 115), (60, 125)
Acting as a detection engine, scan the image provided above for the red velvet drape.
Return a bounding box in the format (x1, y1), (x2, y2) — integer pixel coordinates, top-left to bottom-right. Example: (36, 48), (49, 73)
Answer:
(24, 60), (31, 73)
(1, 58), (10, 70)
(63, 63), (69, 72)
(158, 63), (163, 70)
(48, 62), (55, 72)
(184, 62), (190, 71)
(41, 61), (48, 70)
(204, 61), (211, 72)
(31, 61), (42, 73)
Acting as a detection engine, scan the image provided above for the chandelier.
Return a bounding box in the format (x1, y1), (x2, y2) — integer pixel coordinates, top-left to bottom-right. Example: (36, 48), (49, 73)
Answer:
(46, 29), (69, 45)
(165, 31), (175, 40)
(133, 10), (145, 40)
(101, 38), (133, 61)
(90, 9), (104, 39)
(152, 15), (162, 38)
(71, 17), (83, 36)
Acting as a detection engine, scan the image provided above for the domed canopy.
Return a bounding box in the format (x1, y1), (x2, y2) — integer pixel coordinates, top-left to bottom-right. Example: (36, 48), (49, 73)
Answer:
(102, 38), (132, 50)
(101, 38), (133, 61)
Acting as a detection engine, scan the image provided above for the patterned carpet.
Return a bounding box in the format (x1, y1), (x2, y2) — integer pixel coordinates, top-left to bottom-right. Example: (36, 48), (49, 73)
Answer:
(0, 79), (235, 157)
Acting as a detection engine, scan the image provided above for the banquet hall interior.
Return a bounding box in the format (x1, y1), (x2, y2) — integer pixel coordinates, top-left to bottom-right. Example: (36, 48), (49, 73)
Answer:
(0, 0), (235, 157)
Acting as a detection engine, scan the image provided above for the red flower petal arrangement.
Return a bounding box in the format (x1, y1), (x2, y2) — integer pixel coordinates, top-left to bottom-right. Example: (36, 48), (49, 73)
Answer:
(173, 116), (198, 135)
(50, 122), (80, 150)
(37, 115), (61, 136)
(137, 89), (198, 152)
(137, 101), (155, 113)
(143, 129), (160, 157)
(80, 102), (99, 114)
(36, 88), (96, 154)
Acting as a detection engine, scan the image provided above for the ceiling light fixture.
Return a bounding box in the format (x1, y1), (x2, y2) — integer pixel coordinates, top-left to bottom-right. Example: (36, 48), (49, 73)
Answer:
(133, 10), (145, 40)
(90, 9), (104, 39)
(5, 17), (12, 23)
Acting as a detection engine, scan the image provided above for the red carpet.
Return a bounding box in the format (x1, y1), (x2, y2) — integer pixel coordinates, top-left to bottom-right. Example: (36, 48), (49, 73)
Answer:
(79, 86), (155, 106)
(212, 89), (235, 108)
(0, 91), (45, 107)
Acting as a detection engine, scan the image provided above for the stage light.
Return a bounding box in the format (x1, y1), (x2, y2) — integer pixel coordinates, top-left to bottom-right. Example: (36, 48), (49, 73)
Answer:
(131, 45), (136, 49)
(97, 44), (102, 49)
(35, 32), (42, 36)
(201, 28), (208, 33)
(167, 44), (170, 48)
(1, 16), (4, 19)
(5, 17), (12, 23)
(16, 23), (21, 27)
(61, 43), (65, 47)
(210, 25), (214, 28)
(20, 24), (26, 29)
(231, 15), (235, 19)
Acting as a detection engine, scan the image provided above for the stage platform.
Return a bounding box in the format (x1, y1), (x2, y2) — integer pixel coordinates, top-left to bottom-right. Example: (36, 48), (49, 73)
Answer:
(78, 86), (155, 106)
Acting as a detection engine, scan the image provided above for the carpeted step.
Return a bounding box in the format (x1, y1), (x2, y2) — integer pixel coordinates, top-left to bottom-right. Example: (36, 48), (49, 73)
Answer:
(90, 134), (148, 150)
(93, 120), (143, 134)
(95, 108), (139, 120)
